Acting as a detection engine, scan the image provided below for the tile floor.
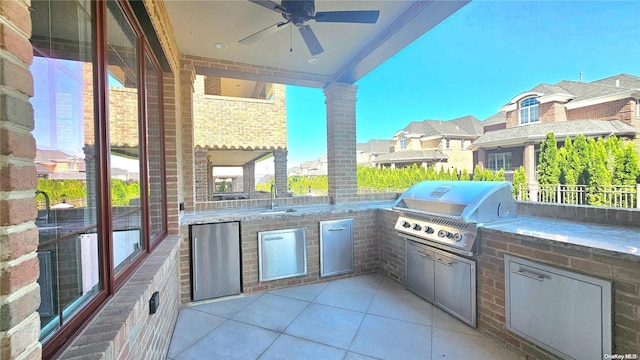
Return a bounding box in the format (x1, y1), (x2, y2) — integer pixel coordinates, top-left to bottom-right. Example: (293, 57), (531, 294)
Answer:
(167, 273), (523, 360)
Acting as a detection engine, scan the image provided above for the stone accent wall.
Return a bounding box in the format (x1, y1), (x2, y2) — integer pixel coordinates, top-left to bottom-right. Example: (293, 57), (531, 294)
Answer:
(178, 210), (379, 303)
(325, 82), (358, 203)
(59, 236), (181, 360)
(567, 98), (635, 124)
(192, 75), (287, 150)
(242, 162), (256, 197)
(478, 229), (640, 359)
(0, 0), (42, 358)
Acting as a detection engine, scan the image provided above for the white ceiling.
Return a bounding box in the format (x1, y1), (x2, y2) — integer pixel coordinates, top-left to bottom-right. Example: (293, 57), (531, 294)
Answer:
(164, 0), (470, 86)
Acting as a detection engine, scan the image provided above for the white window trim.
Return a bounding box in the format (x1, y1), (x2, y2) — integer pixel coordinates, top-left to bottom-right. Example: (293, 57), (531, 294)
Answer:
(519, 97), (540, 125)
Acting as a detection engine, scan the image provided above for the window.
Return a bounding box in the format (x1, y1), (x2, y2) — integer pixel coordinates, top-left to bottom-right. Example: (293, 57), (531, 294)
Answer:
(445, 139), (451, 149)
(488, 152), (512, 171)
(635, 99), (640, 118)
(30, 0), (167, 356)
(519, 97), (539, 124)
(400, 134), (407, 149)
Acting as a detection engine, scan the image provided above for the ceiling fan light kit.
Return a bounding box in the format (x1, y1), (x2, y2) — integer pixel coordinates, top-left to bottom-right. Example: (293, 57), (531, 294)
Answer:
(239, 0), (380, 56)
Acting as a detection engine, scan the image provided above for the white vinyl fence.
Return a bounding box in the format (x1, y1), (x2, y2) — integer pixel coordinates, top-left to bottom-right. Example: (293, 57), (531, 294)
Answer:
(514, 183), (640, 208)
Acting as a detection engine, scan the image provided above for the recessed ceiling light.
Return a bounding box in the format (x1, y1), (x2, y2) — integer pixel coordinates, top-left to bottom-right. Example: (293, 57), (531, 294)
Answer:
(308, 58), (318, 64)
(215, 43), (228, 50)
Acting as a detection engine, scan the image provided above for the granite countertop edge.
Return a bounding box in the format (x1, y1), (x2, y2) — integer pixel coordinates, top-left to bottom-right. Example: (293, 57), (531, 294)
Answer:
(480, 215), (640, 260)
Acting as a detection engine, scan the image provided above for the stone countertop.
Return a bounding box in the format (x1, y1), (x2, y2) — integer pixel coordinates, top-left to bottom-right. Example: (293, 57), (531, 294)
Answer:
(481, 215), (640, 259)
(181, 200), (395, 225)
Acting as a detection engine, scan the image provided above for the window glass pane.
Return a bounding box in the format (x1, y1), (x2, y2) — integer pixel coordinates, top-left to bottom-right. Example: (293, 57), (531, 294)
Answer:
(145, 55), (165, 241)
(107, 1), (143, 274)
(30, 0), (101, 341)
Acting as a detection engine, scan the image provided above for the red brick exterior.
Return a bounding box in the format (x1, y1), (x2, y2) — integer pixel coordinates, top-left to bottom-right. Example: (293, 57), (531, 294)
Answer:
(0, 0), (42, 359)
(325, 82), (358, 203)
(567, 98), (635, 124)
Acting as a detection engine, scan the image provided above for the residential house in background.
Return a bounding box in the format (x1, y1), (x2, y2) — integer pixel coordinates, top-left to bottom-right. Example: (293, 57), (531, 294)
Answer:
(356, 139), (393, 166)
(35, 149), (86, 180)
(471, 73), (640, 181)
(374, 115), (483, 172)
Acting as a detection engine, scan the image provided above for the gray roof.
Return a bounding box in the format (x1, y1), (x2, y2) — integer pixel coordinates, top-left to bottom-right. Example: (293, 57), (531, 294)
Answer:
(481, 112), (507, 127)
(402, 115), (482, 137)
(357, 139), (393, 154)
(374, 150), (448, 164)
(511, 73), (640, 106)
(472, 120), (638, 148)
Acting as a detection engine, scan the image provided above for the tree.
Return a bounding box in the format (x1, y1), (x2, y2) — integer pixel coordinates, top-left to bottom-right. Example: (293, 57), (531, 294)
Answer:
(512, 166), (528, 200)
(459, 169), (471, 181)
(537, 133), (561, 185)
(612, 142), (640, 186)
(585, 138), (612, 205)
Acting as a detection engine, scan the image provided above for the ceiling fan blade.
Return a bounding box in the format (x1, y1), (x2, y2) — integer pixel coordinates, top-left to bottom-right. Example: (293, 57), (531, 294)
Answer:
(314, 10), (380, 24)
(298, 25), (323, 56)
(239, 22), (287, 45)
(248, 0), (289, 15)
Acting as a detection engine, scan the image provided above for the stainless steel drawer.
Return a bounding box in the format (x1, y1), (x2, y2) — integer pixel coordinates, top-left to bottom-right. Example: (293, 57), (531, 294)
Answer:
(319, 219), (354, 277)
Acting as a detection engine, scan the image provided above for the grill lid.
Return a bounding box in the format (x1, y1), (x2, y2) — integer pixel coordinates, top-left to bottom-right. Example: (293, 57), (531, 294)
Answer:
(393, 180), (517, 223)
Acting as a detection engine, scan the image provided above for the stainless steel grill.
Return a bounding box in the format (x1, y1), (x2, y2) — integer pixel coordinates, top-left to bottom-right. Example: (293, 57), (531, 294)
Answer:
(395, 180), (518, 328)
(393, 180), (517, 256)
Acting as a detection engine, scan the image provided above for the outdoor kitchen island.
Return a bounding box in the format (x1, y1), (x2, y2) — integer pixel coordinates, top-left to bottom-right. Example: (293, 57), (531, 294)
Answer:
(179, 201), (639, 360)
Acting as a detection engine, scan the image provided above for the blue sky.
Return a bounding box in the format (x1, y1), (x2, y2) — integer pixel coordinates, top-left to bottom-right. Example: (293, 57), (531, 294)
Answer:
(285, 0), (640, 167)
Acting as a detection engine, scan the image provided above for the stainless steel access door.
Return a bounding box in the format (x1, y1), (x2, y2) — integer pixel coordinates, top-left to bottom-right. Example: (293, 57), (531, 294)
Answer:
(319, 219), (354, 277)
(191, 222), (241, 301)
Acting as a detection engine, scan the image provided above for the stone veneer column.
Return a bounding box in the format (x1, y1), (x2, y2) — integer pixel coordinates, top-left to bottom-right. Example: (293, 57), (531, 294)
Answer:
(324, 82), (358, 203)
(180, 60), (196, 211)
(0, 1), (42, 359)
(243, 161), (256, 198)
(273, 148), (288, 197)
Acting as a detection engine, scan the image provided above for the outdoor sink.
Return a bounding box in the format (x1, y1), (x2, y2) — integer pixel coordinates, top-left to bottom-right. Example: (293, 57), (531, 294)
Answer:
(259, 208), (297, 215)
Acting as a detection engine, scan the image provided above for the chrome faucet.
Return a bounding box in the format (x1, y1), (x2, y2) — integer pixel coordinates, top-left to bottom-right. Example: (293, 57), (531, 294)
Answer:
(35, 190), (50, 224)
(270, 183), (278, 210)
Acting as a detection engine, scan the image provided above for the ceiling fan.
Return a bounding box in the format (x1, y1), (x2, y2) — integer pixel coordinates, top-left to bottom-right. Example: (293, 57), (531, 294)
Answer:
(239, 0), (380, 56)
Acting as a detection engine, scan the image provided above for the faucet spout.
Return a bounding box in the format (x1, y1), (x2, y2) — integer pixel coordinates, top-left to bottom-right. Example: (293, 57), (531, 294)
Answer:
(35, 190), (51, 224)
(270, 183), (278, 210)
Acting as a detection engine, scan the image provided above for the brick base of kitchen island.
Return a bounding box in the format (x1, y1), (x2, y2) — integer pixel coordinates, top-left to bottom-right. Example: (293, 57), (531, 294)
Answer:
(478, 228), (640, 360)
(178, 209), (380, 303)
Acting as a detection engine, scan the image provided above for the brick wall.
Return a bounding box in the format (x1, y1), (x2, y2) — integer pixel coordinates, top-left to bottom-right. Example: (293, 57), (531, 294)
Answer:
(192, 75), (287, 150)
(180, 60), (195, 211)
(59, 236), (181, 360)
(194, 148), (208, 202)
(539, 101), (567, 123)
(567, 98), (635, 124)
(478, 229), (640, 359)
(325, 82), (358, 203)
(0, 0), (42, 358)
(377, 209), (404, 284)
(203, 76), (221, 96)
(109, 87), (139, 147)
(178, 210), (379, 303)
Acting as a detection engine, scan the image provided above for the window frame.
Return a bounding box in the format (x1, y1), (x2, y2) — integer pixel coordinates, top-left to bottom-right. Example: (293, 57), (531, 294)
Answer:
(519, 97), (540, 125)
(399, 134), (407, 149)
(488, 152), (512, 171)
(37, 0), (168, 357)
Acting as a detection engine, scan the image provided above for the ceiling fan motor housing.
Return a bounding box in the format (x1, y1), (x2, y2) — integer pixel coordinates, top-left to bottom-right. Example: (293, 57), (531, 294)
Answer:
(281, 0), (315, 27)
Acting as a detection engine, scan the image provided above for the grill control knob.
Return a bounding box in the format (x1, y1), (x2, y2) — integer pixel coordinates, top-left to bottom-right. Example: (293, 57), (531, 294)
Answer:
(424, 227), (434, 234)
(401, 221), (411, 228)
(412, 224), (422, 231)
(452, 233), (462, 242)
(437, 230), (448, 238)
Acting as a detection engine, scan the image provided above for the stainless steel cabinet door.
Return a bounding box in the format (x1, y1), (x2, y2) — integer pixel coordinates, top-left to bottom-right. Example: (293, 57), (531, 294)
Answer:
(320, 219), (354, 277)
(433, 251), (476, 327)
(505, 255), (612, 360)
(191, 222), (241, 301)
(258, 228), (307, 281)
(405, 240), (435, 302)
